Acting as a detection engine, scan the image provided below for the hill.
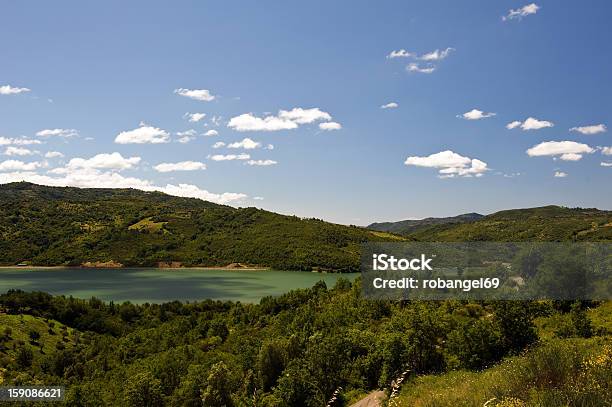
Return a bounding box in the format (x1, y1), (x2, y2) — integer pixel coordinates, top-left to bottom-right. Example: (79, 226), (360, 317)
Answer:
(407, 205), (612, 241)
(0, 182), (403, 271)
(368, 213), (483, 235)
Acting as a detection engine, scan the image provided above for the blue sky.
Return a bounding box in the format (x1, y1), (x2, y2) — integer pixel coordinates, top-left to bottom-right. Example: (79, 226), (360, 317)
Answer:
(1, 0), (611, 224)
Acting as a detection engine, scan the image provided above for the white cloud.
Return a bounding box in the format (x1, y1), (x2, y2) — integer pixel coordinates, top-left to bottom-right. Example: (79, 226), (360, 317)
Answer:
(419, 48), (454, 61)
(204, 129), (219, 137)
(601, 162), (612, 167)
(253, 196), (264, 200)
(381, 102), (399, 109)
(526, 141), (594, 160)
(278, 108), (332, 124)
(45, 151), (64, 158)
(228, 107), (333, 132)
(176, 129), (198, 144)
(174, 88), (215, 102)
(506, 121), (522, 130)
(0, 137), (42, 146)
(0, 160), (41, 171)
(602, 147), (612, 156)
(228, 113), (298, 132)
(157, 183), (246, 204)
(507, 117), (554, 131)
(407, 63), (436, 74)
(503, 3), (540, 21)
(154, 161), (207, 172)
(115, 124), (170, 144)
(52, 153), (140, 173)
(36, 128), (78, 138)
(319, 122), (342, 131)
(210, 116), (222, 126)
(228, 138), (261, 149)
(570, 124), (606, 135)
(0, 85), (31, 95)
(212, 142), (226, 149)
(387, 49), (412, 59)
(209, 154), (250, 161)
(246, 159), (277, 166)
(404, 150), (488, 178)
(458, 109), (496, 120)
(265, 144), (274, 150)
(184, 112), (206, 122)
(4, 147), (34, 156)
(554, 171), (568, 178)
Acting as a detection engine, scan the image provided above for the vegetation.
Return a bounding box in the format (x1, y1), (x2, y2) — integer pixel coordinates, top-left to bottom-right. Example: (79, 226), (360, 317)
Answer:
(368, 213), (483, 235)
(0, 182), (404, 271)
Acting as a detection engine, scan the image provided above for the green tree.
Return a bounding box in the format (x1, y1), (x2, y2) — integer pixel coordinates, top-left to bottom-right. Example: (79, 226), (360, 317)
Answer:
(124, 372), (164, 407)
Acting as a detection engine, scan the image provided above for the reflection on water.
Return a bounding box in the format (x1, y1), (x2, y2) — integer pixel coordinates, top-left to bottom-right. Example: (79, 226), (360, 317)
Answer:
(0, 268), (358, 304)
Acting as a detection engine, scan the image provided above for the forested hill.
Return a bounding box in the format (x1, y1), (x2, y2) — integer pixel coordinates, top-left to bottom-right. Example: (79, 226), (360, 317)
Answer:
(405, 205), (612, 241)
(0, 182), (402, 270)
(368, 213), (483, 235)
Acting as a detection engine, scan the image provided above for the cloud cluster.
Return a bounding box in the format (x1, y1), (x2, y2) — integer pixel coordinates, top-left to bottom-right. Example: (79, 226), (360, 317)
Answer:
(4, 147), (34, 156)
(506, 117), (553, 131)
(0, 160), (41, 171)
(184, 112), (206, 122)
(458, 109), (496, 120)
(0, 137), (42, 146)
(526, 141), (594, 161)
(209, 154), (250, 161)
(227, 138), (261, 149)
(36, 128), (78, 138)
(154, 161), (207, 172)
(0, 85), (30, 95)
(51, 153), (141, 173)
(115, 123), (170, 144)
(227, 107), (337, 132)
(570, 124), (607, 135)
(404, 150), (488, 178)
(503, 3), (540, 21)
(174, 88), (215, 102)
(247, 159), (277, 166)
(388, 47), (454, 74)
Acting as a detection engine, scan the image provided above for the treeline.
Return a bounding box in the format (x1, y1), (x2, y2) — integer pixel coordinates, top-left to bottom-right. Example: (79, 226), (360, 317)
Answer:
(0, 283), (599, 406)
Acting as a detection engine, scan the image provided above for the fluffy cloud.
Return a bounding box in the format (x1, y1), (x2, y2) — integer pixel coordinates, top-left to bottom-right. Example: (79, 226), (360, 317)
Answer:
(404, 150), (488, 178)
(212, 142), (226, 149)
(503, 3), (540, 21)
(115, 124), (170, 144)
(227, 138), (261, 149)
(184, 112), (206, 122)
(209, 154), (250, 161)
(554, 171), (568, 178)
(387, 49), (412, 59)
(0, 160), (41, 171)
(157, 184), (246, 204)
(228, 107), (333, 132)
(246, 159), (277, 166)
(526, 141), (594, 161)
(0, 137), (42, 146)
(36, 128), (78, 138)
(278, 108), (332, 124)
(458, 109), (496, 120)
(601, 162), (612, 167)
(52, 153), (141, 173)
(419, 48), (454, 61)
(319, 122), (342, 131)
(174, 88), (215, 102)
(253, 196), (264, 200)
(45, 151), (64, 158)
(176, 130), (198, 144)
(507, 117), (554, 131)
(154, 161), (207, 172)
(227, 113), (297, 132)
(570, 124), (607, 135)
(602, 147), (612, 156)
(0, 85), (30, 95)
(407, 63), (436, 74)
(204, 129), (219, 137)
(4, 147), (34, 156)
(381, 102), (399, 109)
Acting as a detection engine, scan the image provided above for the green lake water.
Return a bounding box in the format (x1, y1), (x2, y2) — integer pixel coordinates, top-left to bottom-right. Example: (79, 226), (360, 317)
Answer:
(0, 268), (359, 304)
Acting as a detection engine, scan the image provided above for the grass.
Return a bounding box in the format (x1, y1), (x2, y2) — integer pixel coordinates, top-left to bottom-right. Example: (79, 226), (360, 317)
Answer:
(127, 217), (168, 233)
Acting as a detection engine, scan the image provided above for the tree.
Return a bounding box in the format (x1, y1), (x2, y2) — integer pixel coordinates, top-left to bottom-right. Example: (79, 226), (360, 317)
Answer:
(124, 372), (164, 407)
(201, 362), (234, 407)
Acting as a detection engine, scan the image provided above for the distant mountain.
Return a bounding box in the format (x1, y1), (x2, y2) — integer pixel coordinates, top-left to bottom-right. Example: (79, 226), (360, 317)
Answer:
(368, 213), (484, 235)
(0, 182), (403, 271)
(407, 206), (612, 242)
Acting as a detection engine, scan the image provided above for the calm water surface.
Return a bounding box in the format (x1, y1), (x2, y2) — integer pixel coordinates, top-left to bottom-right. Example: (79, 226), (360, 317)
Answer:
(0, 268), (358, 304)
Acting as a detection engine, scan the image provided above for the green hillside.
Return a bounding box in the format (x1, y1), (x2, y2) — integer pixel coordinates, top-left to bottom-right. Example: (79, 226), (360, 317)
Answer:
(368, 212), (483, 235)
(407, 205), (612, 242)
(0, 182), (403, 271)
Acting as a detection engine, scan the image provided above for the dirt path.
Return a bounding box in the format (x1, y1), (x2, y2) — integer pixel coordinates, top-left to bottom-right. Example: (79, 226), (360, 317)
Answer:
(349, 390), (386, 407)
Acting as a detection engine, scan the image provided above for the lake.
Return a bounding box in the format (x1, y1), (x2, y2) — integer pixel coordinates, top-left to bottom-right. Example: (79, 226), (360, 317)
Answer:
(0, 268), (359, 304)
